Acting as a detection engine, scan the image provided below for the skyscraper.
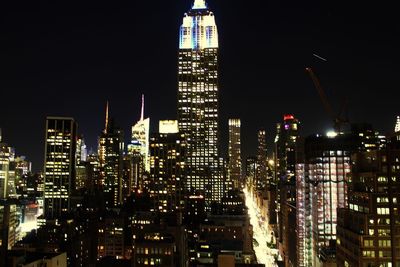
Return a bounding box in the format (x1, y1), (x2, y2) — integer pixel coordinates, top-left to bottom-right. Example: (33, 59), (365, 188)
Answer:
(149, 120), (186, 212)
(177, 0), (223, 204)
(228, 119), (242, 190)
(255, 130), (267, 190)
(43, 117), (77, 219)
(98, 103), (124, 207)
(395, 115), (400, 133)
(274, 114), (300, 266)
(128, 95), (150, 172)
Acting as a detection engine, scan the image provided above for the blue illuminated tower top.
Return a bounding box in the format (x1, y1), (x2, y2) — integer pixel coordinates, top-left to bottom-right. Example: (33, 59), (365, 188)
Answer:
(179, 0), (218, 50)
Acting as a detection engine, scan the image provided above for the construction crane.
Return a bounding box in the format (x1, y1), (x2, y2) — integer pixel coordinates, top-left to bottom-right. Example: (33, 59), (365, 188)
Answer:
(305, 67), (349, 133)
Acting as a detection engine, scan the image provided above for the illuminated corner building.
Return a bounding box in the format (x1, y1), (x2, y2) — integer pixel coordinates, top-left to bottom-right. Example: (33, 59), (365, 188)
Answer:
(98, 103), (124, 207)
(177, 0), (223, 205)
(149, 120), (186, 213)
(43, 117), (77, 220)
(255, 130), (267, 190)
(228, 119), (242, 190)
(274, 114), (300, 267)
(336, 142), (400, 267)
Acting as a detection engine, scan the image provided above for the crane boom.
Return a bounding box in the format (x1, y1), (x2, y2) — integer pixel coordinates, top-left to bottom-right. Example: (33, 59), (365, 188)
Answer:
(306, 67), (337, 126)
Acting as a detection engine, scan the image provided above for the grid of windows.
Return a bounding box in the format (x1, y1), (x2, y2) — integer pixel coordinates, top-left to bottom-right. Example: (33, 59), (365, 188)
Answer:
(177, 3), (223, 204)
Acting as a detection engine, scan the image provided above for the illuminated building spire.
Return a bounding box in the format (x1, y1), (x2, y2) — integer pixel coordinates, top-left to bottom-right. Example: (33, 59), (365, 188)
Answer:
(104, 101), (109, 134)
(396, 116), (400, 133)
(141, 94), (145, 121)
(192, 0), (207, 9)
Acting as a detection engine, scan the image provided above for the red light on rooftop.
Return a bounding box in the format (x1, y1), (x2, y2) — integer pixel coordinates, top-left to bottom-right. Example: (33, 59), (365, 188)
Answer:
(284, 114), (295, 121)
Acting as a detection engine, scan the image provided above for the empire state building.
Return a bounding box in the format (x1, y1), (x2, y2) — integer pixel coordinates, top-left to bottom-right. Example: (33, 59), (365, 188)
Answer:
(178, 0), (223, 204)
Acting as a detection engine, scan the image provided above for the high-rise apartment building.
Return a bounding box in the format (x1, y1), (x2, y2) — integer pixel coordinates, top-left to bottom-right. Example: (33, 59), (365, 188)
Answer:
(228, 119), (242, 190)
(149, 120), (186, 212)
(337, 141), (400, 266)
(43, 117), (77, 220)
(177, 0), (223, 204)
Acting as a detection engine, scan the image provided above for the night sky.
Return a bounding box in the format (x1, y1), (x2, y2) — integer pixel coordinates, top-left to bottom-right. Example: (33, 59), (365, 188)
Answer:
(1, 0), (399, 171)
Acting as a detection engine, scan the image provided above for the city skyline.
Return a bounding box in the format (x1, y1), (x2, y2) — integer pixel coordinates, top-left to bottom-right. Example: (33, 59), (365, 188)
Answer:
(1, 1), (400, 266)
(2, 1), (399, 170)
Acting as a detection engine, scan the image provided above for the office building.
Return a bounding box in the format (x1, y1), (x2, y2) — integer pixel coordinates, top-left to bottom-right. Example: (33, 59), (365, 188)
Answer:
(177, 0), (223, 205)
(98, 103), (124, 207)
(43, 117), (77, 219)
(149, 120), (186, 212)
(128, 95), (150, 172)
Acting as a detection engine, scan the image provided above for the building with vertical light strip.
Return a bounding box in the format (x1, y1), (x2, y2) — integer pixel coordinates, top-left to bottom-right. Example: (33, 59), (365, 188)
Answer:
(43, 117), (77, 220)
(177, 0), (223, 204)
(228, 119), (242, 190)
